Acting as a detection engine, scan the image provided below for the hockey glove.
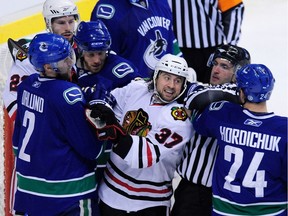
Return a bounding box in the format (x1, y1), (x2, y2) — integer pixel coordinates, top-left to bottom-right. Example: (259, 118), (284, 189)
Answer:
(96, 123), (132, 159)
(85, 102), (126, 139)
(85, 102), (133, 158)
(82, 84), (116, 107)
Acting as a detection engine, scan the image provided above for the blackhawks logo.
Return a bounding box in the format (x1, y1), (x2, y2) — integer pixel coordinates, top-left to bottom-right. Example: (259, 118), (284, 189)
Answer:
(171, 107), (188, 121)
(122, 108), (152, 137)
(16, 50), (28, 61)
(16, 44), (28, 61)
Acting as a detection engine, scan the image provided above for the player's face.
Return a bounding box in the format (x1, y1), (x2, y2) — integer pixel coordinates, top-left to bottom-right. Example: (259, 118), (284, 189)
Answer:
(156, 72), (184, 102)
(56, 52), (76, 80)
(209, 58), (235, 85)
(82, 50), (107, 73)
(51, 16), (76, 42)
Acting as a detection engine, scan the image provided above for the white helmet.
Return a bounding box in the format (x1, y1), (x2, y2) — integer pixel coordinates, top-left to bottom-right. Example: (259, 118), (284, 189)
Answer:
(187, 67), (197, 82)
(42, 0), (80, 32)
(153, 54), (189, 103)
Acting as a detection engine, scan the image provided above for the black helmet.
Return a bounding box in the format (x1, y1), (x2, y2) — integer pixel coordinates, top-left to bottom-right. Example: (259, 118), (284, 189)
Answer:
(207, 45), (251, 71)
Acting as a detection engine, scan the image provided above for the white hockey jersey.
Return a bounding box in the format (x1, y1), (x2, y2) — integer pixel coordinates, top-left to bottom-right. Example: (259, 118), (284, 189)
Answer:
(98, 79), (193, 211)
(3, 39), (37, 119)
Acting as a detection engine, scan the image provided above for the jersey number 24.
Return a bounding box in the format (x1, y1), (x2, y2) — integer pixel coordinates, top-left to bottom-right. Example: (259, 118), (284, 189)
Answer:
(223, 145), (267, 198)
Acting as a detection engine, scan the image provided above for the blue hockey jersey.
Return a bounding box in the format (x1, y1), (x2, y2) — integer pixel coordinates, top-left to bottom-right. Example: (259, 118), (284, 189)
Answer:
(12, 73), (103, 215)
(91, 0), (182, 77)
(193, 101), (288, 216)
(77, 52), (140, 91)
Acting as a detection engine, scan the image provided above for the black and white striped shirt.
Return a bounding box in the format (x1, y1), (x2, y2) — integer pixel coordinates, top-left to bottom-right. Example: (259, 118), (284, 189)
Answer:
(167, 0), (245, 48)
(177, 130), (218, 187)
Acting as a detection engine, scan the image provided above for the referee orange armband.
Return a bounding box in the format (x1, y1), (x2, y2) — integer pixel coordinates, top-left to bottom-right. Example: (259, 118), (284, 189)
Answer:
(218, 0), (242, 12)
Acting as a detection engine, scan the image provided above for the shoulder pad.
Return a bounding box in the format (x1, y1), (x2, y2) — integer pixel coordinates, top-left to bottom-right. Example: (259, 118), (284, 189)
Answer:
(8, 38), (31, 62)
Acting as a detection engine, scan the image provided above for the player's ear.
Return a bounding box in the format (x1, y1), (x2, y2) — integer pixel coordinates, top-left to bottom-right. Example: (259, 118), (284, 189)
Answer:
(239, 89), (246, 104)
(43, 63), (55, 76)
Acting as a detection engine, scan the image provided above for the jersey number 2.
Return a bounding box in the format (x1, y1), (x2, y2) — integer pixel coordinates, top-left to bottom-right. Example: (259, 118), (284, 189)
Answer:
(19, 110), (35, 162)
(223, 145), (267, 197)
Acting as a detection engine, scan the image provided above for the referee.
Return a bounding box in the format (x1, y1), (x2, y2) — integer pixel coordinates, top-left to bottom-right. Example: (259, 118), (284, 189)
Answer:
(171, 44), (251, 216)
(168, 0), (245, 83)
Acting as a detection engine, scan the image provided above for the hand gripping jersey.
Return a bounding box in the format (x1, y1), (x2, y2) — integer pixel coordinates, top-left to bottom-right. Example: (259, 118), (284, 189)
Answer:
(12, 74), (103, 215)
(77, 52), (141, 186)
(77, 52), (140, 90)
(91, 0), (182, 77)
(193, 101), (288, 216)
(98, 79), (193, 211)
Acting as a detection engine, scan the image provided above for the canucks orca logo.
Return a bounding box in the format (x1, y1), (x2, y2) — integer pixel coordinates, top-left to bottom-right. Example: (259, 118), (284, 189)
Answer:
(144, 30), (167, 70)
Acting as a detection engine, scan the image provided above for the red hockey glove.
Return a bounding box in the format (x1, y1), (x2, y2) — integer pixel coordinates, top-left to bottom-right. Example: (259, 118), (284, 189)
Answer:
(85, 102), (133, 158)
(85, 102), (127, 141)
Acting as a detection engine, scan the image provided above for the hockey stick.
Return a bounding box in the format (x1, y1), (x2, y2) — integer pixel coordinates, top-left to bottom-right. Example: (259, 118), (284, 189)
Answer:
(7, 38), (28, 55)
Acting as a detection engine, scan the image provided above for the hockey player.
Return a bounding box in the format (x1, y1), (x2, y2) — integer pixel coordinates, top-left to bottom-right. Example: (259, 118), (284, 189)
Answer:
(74, 20), (141, 185)
(90, 0), (182, 78)
(191, 64), (287, 215)
(13, 33), (103, 215)
(74, 20), (140, 90)
(2, 1), (81, 214)
(3, 0), (80, 119)
(85, 54), (193, 216)
(172, 44), (251, 216)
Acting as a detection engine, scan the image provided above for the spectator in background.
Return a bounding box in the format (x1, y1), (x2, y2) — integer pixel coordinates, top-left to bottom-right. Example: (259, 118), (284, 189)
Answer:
(168, 0), (245, 83)
(90, 0), (182, 78)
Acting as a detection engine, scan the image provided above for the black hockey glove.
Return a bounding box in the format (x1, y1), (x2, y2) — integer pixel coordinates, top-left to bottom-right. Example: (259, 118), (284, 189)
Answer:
(85, 102), (133, 158)
(85, 102), (126, 140)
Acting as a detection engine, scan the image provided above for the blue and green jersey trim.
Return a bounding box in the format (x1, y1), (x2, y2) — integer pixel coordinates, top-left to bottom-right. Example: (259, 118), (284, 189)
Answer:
(17, 172), (97, 197)
(213, 195), (287, 215)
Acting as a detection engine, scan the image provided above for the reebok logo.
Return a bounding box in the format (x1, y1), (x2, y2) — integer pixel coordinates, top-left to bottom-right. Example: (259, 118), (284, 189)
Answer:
(244, 119), (262, 127)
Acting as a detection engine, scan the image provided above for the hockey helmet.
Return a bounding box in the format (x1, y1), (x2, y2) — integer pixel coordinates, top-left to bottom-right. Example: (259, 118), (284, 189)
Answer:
(42, 0), (80, 32)
(28, 33), (75, 72)
(74, 20), (111, 53)
(236, 64), (275, 103)
(207, 44), (251, 71)
(153, 54), (189, 103)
